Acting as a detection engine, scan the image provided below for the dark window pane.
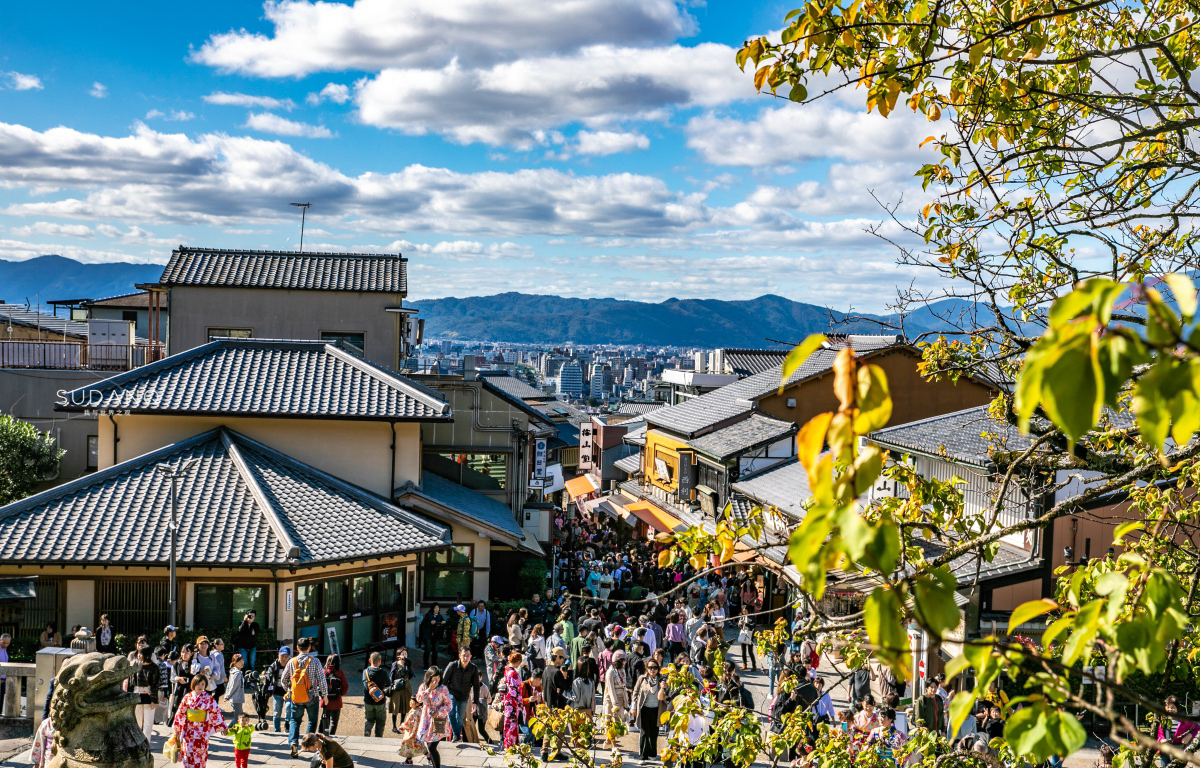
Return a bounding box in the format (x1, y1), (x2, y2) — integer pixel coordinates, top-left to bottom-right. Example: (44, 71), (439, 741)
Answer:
(325, 579), (346, 618)
(351, 576), (374, 615)
(296, 584), (319, 624)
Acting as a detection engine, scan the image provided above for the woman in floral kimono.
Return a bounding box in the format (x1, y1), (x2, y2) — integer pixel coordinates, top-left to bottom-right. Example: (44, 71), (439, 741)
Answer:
(395, 698), (426, 765)
(414, 668), (453, 768)
(172, 676), (227, 768)
(500, 652), (525, 748)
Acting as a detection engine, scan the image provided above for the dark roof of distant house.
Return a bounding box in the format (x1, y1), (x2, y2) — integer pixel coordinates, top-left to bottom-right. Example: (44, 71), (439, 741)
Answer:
(0, 303), (89, 339)
(159, 246), (407, 293)
(614, 454), (641, 475)
(616, 401), (665, 416)
(688, 414), (796, 460)
(58, 338), (451, 421)
(731, 459), (812, 520)
(647, 338), (909, 437)
(868, 405), (1032, 468)
(623, 424), (647, 446)
(477, 370), (550, 401)
(83, 292), (169, 310)
(397, 472), (543, 555)
(719, 348), (789, 377)
(532, 401), (591, 427)
(0, 428), (451, 567)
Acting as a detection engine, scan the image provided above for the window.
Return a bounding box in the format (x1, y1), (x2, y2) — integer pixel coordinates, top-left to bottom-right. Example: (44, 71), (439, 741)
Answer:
(423, 452), (507, 490)
(324, 578), (347, 618)
(296, 583), (319, 624)
(122, 311), (139, 323)
(320, 332), (365, 356)
(193, 585), (268, 631)
(86, 436), (98, 471)
(423, 545), (474, 601)
(208, 328), (252, 339)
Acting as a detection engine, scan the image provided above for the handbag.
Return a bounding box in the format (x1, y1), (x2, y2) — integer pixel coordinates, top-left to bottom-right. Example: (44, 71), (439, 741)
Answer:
(486, 707), (505, 733)
(163, 734), (181, 763)
(432, 715), (448, 734)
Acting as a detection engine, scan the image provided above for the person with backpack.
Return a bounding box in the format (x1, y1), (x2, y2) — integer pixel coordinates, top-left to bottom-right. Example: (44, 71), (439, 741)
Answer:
(363, 652), (390, 737)
(321, 655), (347, 735)
(283, 637), (329, 758)
(453, 605), (476, 659)
(389, 647), (415, 733)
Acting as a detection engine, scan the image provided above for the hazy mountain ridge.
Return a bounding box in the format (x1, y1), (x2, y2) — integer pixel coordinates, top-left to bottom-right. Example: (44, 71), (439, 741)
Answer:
(0, 255), (977, 346)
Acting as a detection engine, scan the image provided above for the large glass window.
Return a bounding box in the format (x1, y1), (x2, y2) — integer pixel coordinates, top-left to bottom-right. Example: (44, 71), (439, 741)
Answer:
(194, 586), (268, 631)
(296, 584), (319, 624)
(423, 545), (474, 601)
(325, 579), (346, 618)
(423, 452), (507, 490)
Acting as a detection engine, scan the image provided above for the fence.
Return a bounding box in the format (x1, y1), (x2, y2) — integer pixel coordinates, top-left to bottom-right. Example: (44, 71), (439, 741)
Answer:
(0, 662), (36, 719)
(0, 341), (165, 371)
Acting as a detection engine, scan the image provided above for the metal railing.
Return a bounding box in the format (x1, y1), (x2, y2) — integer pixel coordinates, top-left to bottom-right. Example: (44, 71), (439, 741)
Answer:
(0, 341), (165, 371)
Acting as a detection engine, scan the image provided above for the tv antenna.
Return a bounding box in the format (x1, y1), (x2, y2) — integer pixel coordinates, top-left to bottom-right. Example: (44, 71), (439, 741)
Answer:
(290, 202), (312, 252)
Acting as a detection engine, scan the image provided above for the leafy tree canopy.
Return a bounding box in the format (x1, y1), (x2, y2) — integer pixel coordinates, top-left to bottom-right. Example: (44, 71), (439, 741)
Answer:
(0, 414), (63, 506)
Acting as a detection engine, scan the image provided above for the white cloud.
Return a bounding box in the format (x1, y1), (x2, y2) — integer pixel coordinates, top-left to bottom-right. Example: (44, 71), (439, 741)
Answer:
(193, 0), (694, 76)
(356, 43), (746, 146)
(90, 82), (108, 98)
(687, 103), (939, 167)
(575, 130), (649, 156)
(10, 221), (94, 238)
(1, 71), (43, 91)
(145, 109), (196, 121)
(307, 83), (351, 106)
(204, 92), (296, 110)
(383, 239), (535, 261)
(244, 113), (336, 138)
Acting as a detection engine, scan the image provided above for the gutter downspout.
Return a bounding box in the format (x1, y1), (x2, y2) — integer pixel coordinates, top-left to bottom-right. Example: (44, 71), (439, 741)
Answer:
(390, 421), (397, 497)
(108, 413), (119, 465)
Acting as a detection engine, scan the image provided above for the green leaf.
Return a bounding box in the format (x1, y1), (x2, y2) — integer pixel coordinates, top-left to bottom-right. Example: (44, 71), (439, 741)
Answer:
(948, 687), (978, 737)
(788, 507), (833, 599)
(1133, 365), (1171, 451)
(865, 586), (909, 678)
(944, 653), (971, 681)
(780, 334), (827, 393)
(863, 517), (901, 575)
(854, 364), (892, 432)
(1008, 598), (1058, 632)
(1162, 273), (1197, 322)
(1112, 520), (1144, 543)
(911, 566), (961, 636)
(1041, 331), (1102, 444)
(1062, 599), (1102, 666)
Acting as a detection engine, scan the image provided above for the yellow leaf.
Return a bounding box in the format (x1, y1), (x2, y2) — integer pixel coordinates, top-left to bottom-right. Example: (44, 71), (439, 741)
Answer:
(797, 412), (834, 476)
(657, 549), (674, 568)
(919, 135), (937, 147)
(779, 333), (827, 393)
(832, 346), (856, 410)
(753, 65), (771, 91)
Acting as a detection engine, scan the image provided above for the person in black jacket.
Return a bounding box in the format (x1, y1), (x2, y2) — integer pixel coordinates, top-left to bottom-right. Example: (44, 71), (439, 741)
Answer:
(96, 614), (117, 654)
(266, 647), (293, 733)
(389, 648), (415, 733)
(441, 648), (481, 742)
(420, 605), (447, 668)
(169, 645), (195, 719)
(133, 646), (161, 743)
(363, 652), (391, 737)
(234, 611), (260, 670)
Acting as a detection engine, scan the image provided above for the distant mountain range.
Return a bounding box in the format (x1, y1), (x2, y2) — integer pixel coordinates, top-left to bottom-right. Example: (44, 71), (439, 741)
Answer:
(0, 254), (981, 346)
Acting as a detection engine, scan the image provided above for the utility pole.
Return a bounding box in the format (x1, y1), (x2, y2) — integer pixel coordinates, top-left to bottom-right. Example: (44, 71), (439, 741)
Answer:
(157, 458), (199, 629)
(290, 202), (312, 252)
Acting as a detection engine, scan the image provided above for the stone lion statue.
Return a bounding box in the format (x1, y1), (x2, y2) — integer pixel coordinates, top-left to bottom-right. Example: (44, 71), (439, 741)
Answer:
(47, 652), (152, 768)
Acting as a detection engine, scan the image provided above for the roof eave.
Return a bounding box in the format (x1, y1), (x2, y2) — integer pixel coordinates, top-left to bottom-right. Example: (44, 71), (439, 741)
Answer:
(54, 405), (454, 422)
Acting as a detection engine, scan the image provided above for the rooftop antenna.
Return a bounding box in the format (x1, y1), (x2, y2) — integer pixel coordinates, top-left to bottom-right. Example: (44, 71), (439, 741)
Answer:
(290, 202), (312, 252)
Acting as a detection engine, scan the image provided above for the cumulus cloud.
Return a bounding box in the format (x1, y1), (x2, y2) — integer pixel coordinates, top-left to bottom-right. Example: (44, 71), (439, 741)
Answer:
(145, 109), (196, 121)
(11, 221), (94, 238)
(686, 103), (939, 167)
(306, 83), (351, 105)
(193, 0), (694, 76)
(1, 71), (42, 91)
(356, 43), (745, 145)
(89, 82), (108, 98)
(575, 130), (649, 156)
(244, 113), (336, 138)
(204, 92), (296, 110)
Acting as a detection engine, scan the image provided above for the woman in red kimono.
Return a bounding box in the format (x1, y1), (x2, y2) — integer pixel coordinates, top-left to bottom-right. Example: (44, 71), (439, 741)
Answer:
(500, 652), (525, 749)
(172, 675), (227, 768)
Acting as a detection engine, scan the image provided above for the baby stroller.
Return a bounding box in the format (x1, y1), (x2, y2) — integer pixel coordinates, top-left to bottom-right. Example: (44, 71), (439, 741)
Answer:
(247, 670), (272, 731)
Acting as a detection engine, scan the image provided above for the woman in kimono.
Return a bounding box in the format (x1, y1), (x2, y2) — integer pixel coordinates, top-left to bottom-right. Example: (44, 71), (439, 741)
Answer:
(172, 676), (227, 768)
(500, 651), (525, 749)
(414, 668), (454, 768)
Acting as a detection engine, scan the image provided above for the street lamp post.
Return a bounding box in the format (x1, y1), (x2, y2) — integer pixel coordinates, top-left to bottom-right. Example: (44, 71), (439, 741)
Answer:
(157, 458), (199, 630)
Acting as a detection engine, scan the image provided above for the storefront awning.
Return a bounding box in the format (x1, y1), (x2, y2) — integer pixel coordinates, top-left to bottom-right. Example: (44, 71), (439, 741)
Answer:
(565, 474), (599, 500)
(731, 548), (759, 563)
(624, 501), (687, 533)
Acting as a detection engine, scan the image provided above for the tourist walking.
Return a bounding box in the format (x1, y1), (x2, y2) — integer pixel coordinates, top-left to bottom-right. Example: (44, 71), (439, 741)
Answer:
(500, 652), (524, 748)
(363, 652), (390, 737)
(172, 675), (227, 768)
(415, 667), (454, 768)
(736, 616), (757, 671)
(266, 647), (292, 732)
(224, 653), (246, 720)
(284, 637), (329, 758)
(389, 647), (414, 733)
(211, 639), (228, 700)
(602, 651), (629, 742)
(170, 645), (196, 718)
(442, 647), (481, 741)
(322, 654), (348, 735)
(227, 713), (255, 768)
(132, 646), (162, 743)
(631, 658), (666, 760)
(191, 637), (218, 693)
(420, 605), (447, 667)
(567, 657), (596, 718)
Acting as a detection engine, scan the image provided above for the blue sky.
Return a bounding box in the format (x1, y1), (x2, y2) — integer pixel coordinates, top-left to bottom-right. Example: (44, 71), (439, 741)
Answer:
(0, 0), (939, 307)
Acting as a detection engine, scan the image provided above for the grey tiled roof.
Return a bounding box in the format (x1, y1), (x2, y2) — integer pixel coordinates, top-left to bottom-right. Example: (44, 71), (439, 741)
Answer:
(477, 371), (549, 401)
(160, 246), (407, 293)
(614, 454), (641, 475)
(83, 292), (168, 310)
(719, 349), (788, 377)
(0, 303), (89, 339)
(0, 428), (450, 566)
(616, 401), (665, 415)
(58, 338), (451, 421)
(623, 425), (647, 446)
(647, 340), (909, 437)
(688, 414), (795, 460)
(731, 459), (811, 520)
(397, 472), (543, 554)
(868, 406), (1032, 468)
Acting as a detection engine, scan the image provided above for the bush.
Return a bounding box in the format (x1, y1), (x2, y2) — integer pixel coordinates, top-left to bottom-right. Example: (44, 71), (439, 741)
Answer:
(515, 559), (547, 599)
